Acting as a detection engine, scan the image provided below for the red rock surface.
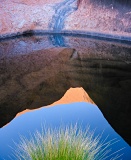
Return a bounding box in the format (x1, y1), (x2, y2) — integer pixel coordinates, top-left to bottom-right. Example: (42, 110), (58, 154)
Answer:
(0, 0), (130, 40)
(0, 0), (56, 35)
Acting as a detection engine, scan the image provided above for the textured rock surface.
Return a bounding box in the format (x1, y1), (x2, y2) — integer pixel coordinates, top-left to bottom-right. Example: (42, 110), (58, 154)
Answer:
(0, 0), (131, 40)
(65, 0), (131, 37)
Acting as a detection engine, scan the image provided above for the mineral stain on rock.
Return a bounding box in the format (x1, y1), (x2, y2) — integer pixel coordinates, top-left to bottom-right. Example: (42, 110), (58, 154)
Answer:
(49, 0), (78, 31)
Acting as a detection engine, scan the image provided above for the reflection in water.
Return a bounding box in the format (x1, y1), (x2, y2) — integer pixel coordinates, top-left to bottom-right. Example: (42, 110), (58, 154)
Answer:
(0, 34), (131, 146)
(15, 87), (95, 118)
(0, 102), (131, 159)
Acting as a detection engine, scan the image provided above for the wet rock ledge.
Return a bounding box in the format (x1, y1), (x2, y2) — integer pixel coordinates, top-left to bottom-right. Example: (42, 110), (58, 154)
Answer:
(0, 0), (131, 41)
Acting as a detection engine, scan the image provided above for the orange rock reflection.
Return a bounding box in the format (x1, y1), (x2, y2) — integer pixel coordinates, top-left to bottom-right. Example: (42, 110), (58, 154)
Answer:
(16, 87), (95, 118)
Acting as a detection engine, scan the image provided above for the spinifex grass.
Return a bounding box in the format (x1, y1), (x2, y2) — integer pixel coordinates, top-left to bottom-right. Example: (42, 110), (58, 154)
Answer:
(13, 124), (123, 160)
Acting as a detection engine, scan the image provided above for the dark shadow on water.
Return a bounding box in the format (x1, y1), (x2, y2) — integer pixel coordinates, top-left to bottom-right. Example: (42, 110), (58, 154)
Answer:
(0, 34), (131, 146)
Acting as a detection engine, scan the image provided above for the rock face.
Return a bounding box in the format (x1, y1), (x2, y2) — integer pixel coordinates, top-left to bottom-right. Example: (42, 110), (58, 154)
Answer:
(0, 0), (131, 40)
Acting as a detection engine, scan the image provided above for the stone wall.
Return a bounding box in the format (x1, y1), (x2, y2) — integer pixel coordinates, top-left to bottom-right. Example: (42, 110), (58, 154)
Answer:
(0, 0), (130, 40)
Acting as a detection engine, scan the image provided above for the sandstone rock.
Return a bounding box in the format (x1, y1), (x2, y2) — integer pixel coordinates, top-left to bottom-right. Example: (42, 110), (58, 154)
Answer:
(0, 0), (130, 40)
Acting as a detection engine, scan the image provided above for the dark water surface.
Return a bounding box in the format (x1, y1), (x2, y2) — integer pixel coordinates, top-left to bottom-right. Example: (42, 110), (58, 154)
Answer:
(0, 34), (131, 156)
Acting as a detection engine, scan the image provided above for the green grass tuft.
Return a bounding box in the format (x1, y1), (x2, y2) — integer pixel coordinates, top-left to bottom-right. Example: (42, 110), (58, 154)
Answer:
(13, 124), (123, 160)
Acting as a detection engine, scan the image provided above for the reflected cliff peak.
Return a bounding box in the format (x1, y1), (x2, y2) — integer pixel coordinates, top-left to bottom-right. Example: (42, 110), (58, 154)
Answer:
(14, 87), (95, 119)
